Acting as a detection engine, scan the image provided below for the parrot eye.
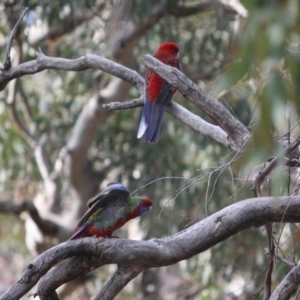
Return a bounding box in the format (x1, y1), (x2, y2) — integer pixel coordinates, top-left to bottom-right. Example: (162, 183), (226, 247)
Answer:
(142, 198), (153, 207)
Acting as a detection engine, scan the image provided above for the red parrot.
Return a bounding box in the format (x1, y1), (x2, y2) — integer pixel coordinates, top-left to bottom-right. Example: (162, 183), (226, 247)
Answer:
(137, 42), (180, 143)
(69, 182), (153, 240)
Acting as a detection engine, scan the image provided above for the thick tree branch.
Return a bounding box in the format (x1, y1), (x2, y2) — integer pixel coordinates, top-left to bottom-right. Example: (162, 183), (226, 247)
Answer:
(2, 196), (300, 300)
(0, 50), (144, 94)
(143, 55), (251, 151)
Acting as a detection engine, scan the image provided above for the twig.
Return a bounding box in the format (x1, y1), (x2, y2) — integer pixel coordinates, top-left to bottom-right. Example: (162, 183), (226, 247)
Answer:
(248, 286), (264, 298)
(1, 7), (28, 71)
(275, 254), (295, 268)
(103, 97), (143, 110)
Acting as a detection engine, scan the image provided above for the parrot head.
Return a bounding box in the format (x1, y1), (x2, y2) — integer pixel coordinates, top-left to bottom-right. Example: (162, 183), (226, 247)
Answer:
(137, 196), (153, 215)
(156, 42), (179, 57)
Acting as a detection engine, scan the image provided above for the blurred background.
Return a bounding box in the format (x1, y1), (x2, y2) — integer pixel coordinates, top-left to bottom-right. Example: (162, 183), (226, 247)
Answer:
(0, 0), (299, 299)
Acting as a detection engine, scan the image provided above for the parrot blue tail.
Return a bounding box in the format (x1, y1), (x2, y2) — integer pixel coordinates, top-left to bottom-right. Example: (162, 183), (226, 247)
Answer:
(137, 98), (165, 144)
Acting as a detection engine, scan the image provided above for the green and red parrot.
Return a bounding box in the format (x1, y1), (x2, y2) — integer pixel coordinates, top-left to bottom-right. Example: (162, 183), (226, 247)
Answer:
(69, 182), (153, 240)
(137, 42), (181, 143)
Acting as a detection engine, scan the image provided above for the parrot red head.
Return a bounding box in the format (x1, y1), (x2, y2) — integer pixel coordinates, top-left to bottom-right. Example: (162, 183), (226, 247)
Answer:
(156, 42), (179, 57)
(138, 196), (153, 214)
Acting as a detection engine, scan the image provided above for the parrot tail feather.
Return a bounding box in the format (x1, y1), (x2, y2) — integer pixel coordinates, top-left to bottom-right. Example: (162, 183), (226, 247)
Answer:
(68, 224), (90, 240)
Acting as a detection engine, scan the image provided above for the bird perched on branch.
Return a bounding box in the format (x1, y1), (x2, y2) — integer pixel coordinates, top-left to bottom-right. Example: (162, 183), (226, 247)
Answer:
(69, 182), (153, 240)
(137, 42), (180, 143)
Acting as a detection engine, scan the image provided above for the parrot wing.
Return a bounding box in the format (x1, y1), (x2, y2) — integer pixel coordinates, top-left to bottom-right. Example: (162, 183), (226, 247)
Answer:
(75, 189), (130, 230)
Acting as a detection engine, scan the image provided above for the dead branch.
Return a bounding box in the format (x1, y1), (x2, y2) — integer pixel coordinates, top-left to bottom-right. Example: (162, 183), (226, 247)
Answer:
(1, 7), (28, 71)
(270, 261), (300, 300)
(2, 196), (300, 300)
(0, 49), (144, 94)
(103, 98), (229, 148)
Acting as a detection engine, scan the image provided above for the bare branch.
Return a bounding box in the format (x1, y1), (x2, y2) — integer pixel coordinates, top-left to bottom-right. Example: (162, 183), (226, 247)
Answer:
(0, 51), (144, 94)
(3, 196), (300, 300)
(1, 7), (28, 71)
(143, 55), (250, 151)
(270, 261), (300, 300)
(95, 266), (145, 300)
(103, 97), (143, 111)
(167, 101), (229, 147)
(274, 254), (295, 268)
(103, 98), (229, 148)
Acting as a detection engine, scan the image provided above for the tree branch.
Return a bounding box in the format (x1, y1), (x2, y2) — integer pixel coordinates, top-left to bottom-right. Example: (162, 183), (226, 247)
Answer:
(0, 50), (144, 94)
(95, 266), (145, 300)
(103, 98), (229, 148)
(143, 55), (251, 151)
(2, 196), (300, 300)
(270, 261), (300, 300)
(1, 7), (28, 71)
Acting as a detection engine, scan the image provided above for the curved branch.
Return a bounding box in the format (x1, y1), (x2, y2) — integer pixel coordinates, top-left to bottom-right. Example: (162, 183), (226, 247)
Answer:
(0, 50), (144, 94)
(167, 101), (228, 147)
(103, 98), (229, 148)
(1, 7), (28, 71)
(143, 55), (251, 151)
(2, 196), (300, 300)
